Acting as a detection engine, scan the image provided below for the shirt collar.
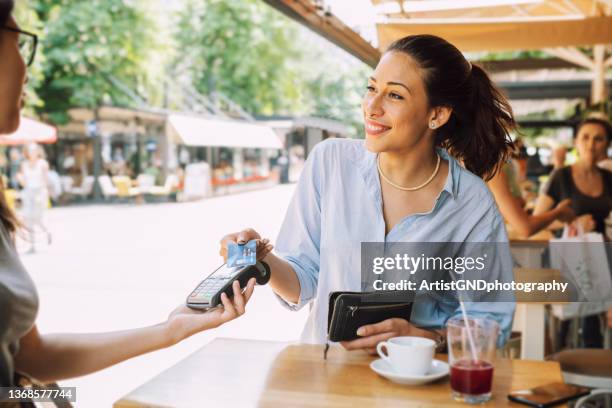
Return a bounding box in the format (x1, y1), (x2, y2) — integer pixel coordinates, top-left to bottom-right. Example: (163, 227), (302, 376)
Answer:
(436, 147), (459, 200)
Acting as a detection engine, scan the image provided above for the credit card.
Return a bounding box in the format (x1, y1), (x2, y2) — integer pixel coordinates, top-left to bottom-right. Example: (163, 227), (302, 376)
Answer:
(227, 239), (257, 268)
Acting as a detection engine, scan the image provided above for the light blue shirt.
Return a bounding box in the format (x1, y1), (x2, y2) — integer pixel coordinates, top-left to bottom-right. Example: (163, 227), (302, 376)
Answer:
(275, 139), (515, 345)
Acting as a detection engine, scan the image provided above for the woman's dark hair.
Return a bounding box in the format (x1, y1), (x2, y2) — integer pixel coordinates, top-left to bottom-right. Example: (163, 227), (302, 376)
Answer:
(0, 0), (21, 237)
(0, 0), (14, 27)
(387, 34), (516, 180)
(575, 117), (612, 145)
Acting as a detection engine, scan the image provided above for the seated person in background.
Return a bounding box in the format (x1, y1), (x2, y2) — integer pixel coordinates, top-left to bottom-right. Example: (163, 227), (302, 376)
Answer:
(534, 117), (612, 348)
(488, 156), (575, 238)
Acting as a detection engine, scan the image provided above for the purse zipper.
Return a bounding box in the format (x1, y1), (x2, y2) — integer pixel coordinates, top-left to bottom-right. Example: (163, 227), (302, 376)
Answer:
(348, 302), (412, 317)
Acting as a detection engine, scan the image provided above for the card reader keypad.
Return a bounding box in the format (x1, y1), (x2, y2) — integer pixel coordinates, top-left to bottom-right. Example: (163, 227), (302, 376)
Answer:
(189, 278), (229, 303)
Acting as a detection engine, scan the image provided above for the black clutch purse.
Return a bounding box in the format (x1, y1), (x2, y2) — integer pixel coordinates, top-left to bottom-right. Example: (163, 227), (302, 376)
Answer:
(324, 291), (413, 359)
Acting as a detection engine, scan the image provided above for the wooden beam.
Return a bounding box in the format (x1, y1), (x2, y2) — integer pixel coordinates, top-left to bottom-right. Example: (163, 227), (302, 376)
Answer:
(262, 0), (380, 67)
(591, 44), (607, 104)
(561, 0), (588, 15)
(544, 47), (594, 69)
(377, 16), (612, 52)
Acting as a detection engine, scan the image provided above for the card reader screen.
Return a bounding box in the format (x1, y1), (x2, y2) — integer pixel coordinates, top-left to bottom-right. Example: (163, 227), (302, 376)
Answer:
(209, 264), (242, 280)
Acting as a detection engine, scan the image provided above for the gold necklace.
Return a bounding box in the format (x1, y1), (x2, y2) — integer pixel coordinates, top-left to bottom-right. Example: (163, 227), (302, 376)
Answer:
(377, 153), (441, 191)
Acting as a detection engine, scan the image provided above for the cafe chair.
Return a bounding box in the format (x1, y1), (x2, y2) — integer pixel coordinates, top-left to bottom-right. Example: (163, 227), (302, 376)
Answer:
(145, 174), (178, 202)
(136, 174), (155, 194)
(574, 389), (612, 408)
(65, 176), (94, 201)
(97, 175), (118, 202)
(112, 176), (141, 200)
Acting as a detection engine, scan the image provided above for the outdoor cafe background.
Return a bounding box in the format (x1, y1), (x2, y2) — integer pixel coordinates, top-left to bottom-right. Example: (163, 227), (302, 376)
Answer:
(0, 109), (348, 202)
(1, 0), (612, 406)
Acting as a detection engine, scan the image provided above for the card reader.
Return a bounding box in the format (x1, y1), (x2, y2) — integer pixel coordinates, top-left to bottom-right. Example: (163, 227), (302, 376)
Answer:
(186, 261), (271, 310)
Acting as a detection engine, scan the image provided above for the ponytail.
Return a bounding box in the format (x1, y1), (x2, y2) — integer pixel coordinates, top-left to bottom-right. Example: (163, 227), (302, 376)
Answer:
(439, 64), (516, 180)
(387, 35), (516, 180)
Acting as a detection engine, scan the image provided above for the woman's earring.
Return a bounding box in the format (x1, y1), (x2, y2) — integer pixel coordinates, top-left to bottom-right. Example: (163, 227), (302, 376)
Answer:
(430, 122), (436, 129)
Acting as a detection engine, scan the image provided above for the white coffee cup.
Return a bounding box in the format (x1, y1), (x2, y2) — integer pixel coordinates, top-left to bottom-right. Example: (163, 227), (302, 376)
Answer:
(376, 336), (436, 376)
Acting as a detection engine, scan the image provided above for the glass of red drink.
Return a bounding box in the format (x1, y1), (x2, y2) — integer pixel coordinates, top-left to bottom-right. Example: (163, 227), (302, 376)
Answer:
(447, 317), (499, 404)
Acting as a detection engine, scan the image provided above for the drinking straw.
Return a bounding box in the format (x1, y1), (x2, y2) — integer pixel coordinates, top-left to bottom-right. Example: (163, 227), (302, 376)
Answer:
(459, 299), (479, 363)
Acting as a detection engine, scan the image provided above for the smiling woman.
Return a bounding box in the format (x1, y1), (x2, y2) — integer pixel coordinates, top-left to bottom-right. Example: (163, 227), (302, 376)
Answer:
(221, 34), (518, 352)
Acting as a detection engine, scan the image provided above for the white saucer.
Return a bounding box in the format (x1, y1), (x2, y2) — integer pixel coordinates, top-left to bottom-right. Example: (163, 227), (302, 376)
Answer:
(370, 358), (449, 385)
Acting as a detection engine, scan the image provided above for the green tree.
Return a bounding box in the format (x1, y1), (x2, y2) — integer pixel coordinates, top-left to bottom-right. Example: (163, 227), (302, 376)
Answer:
(173, 0), (303, 115)
(31, 0), (158, 124)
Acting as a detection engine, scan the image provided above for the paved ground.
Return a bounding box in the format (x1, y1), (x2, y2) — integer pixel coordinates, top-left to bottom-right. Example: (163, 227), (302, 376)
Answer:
(19, 184), (309, 408)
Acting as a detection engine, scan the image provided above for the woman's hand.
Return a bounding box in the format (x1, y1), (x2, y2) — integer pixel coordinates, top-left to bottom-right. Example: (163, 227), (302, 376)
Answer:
(219, 228), (274, 262)
(340, 318), (434, 355)
(554, 199), (575, 223)
(165, 278), (256, 345)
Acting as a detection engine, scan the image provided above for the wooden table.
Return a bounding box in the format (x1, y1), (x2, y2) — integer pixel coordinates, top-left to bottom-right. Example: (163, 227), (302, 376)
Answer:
(114, 338), (563, 408)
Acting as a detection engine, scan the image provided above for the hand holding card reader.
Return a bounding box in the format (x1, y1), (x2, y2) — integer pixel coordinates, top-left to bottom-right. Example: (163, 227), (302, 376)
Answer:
(186, 261), (271, 310)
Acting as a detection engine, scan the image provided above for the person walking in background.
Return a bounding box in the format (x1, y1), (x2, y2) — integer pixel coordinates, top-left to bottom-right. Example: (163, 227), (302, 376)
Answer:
(17, 143), (51, 252)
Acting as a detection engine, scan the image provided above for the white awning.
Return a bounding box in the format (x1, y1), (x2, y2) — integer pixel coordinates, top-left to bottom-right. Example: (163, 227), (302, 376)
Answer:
(167, 114), (283, 149)
(0, 116), (57, 145)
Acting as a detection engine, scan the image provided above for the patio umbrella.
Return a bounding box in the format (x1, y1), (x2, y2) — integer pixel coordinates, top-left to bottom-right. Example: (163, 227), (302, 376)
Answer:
(0, 116), (58, 145)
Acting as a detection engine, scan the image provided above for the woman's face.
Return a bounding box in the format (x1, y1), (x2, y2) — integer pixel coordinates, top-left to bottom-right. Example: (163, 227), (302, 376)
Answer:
(575, 123), (609, 165)
(362, 51), (433, 154)
(0, 16), (27, 134)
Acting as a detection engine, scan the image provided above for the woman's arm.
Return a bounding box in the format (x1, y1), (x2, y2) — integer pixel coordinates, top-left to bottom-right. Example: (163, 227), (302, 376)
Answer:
(14, 279), (255, 383)
(488, 170), (573, 237)
(263, 252), (301, 304)
(219, 230), (301, 304)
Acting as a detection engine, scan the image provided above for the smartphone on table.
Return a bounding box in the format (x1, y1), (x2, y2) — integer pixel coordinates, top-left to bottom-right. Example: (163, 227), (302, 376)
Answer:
(508, 382), (590, 407)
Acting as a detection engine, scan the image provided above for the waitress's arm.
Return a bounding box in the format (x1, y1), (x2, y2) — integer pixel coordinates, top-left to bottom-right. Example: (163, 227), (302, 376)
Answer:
(14, 323), (171, 383)
(14, 280), (255, 383)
